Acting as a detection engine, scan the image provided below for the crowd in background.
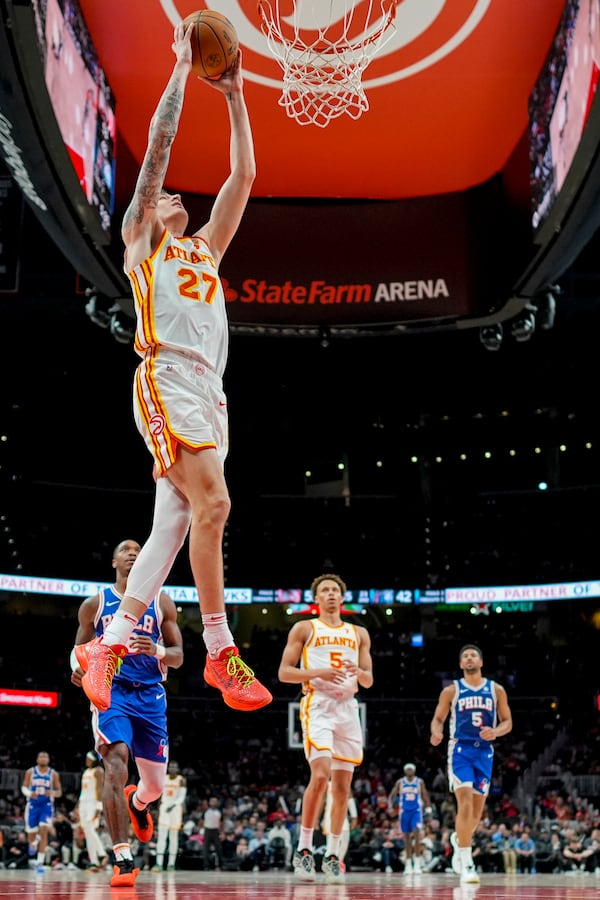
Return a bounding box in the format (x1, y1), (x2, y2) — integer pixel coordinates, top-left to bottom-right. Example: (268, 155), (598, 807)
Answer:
(1, 600), (600, 875)
(1, 727), (600, 876)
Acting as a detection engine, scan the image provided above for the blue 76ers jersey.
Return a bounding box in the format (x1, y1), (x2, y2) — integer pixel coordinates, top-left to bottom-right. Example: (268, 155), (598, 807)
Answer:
(449, 678), (498, 747)
(94, 586), (166, 686)
(399, 776), (423, 814)
(28, 766), (54, 805)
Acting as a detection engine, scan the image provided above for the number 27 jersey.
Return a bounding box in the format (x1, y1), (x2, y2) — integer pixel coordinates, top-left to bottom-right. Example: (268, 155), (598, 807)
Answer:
(127, 230), (228, 378)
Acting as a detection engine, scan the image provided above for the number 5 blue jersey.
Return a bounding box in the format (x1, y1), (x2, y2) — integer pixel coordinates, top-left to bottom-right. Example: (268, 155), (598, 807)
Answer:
(449, 678), (498, 746)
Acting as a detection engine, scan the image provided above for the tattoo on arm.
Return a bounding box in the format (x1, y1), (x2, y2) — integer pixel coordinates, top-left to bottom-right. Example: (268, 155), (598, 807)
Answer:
(125, 80), (185, 227)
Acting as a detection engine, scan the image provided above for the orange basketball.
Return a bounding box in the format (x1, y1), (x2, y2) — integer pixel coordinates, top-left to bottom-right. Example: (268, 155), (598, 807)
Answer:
(183, 9), (239, 80)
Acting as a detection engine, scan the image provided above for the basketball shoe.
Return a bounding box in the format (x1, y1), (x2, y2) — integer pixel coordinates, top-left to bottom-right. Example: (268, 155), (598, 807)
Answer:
(292, 848), (316, 882)
(124, 785), (153, 842)
(110, 858), (139, 887)
(450, 831), (462, 874)
(322, 854), (344, 884)
(204, 645), (272, 711)
(76, 637), (127, 712)
(461, 864), (480, 884)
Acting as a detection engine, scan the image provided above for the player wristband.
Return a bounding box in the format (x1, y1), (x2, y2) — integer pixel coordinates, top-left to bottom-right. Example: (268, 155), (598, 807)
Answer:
(155, 644), (166, 659)
(70, 647), (79, 672)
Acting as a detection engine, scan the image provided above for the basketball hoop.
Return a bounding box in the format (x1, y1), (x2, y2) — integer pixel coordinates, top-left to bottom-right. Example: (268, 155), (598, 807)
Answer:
(257, 0), (399, 127)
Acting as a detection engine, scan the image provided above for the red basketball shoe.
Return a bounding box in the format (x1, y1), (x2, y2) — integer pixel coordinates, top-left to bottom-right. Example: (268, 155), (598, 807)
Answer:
(204, 646), (272, 711)
(110, 858), (139, 887)
(77, 638), (126, 712)
(124, 785), (153, 842)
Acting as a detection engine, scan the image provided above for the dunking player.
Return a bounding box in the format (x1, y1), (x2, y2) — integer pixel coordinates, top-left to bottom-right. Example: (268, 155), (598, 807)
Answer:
(387, 763), (431, 873)
(279, 574), (373, 886)
(21, 751), (62, 873)
(152, 760), (187, 872)
(71, 539), (184, 887)
(430, 644), (513, 884)
(74, 20), (271, 716)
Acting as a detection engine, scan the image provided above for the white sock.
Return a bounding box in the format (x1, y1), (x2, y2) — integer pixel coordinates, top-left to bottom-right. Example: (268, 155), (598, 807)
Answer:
(299, 827), (313, 851)
(113, 843), (133, 862)
(201, 613), (234, 659)
(102, 610), (138, 646)
(326, 833), (342, 857)
(459, 847), (474, 868)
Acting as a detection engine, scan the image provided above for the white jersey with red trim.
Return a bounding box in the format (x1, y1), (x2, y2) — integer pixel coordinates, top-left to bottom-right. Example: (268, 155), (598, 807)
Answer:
(80, 768), (101, 805)
(301, 618), (360, 700)
(126, 230), (228, 378)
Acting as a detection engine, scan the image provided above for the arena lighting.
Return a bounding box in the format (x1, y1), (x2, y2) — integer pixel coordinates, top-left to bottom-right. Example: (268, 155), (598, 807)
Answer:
(319, 325), (331, 349)
(109, 306), (135, 344)
(84, 289), (111, 329)
(511, 304), (537, 342)
(537, 287), (558, 330)
(479, 322), (503, 351)
(85, 288), (134, 344)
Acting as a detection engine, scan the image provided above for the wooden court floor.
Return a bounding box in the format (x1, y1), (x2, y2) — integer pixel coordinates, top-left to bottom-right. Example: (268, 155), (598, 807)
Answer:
(0, 869), (599, 899)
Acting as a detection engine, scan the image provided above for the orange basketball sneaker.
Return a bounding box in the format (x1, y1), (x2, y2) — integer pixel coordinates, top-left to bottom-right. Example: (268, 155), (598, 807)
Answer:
(75, 637), (127, 712)
(124, 784), (153, 842)
(109, 857), (139, 887)
(204, 646), (272, 711)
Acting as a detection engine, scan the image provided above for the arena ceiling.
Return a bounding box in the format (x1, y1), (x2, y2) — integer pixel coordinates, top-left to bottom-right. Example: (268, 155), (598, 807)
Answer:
(78, 0), (565, 204)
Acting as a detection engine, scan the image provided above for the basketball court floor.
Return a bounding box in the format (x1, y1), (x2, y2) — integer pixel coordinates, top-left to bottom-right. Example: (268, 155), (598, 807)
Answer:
(0, 869), (598, 899)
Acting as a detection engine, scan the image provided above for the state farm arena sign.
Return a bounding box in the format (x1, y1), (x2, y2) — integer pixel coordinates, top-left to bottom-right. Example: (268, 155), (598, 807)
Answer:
(190, 190), (490, 328)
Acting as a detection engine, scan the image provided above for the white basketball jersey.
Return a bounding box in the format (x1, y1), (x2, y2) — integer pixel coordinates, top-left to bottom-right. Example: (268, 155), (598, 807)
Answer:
(302, 618), (360, 699)
(80, 768), (100, 804)
(161, 774), (185, 806)
(127, 230), (228, 377)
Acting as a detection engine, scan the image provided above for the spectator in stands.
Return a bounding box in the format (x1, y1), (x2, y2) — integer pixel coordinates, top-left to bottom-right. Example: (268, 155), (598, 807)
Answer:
(235, 836), (253, 871)
(438, 793), (456, 830)
(421, 820), (449, 873)
(6, 828), (29, 869)
(514, 825), (536, 873)
(479, 833), (503, 872)
(429, 768), (449, 807)
(46, 808), (75, 869)
(182, 823), (203, 866)
(220, 829), (239, 870)
(534, 827), (554, 873)
(266, 816), (292, 869)
(247, 821), (269, 871)
(497, 792), (520, 823)
(562, 828), (596, 872)
(583, 826), (600, 872)
(380, 820), (403, 873)
(491, 822), (517, 873)
(554, 795), (573, 823)
(241, 814), (259, 843)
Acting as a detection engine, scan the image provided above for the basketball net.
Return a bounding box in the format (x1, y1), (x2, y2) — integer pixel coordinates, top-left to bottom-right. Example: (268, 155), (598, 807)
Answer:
(257, 0), (399, 127)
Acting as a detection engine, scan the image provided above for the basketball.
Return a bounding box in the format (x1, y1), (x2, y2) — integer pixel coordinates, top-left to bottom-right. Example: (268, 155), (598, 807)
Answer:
(183, 9), (239, 80)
